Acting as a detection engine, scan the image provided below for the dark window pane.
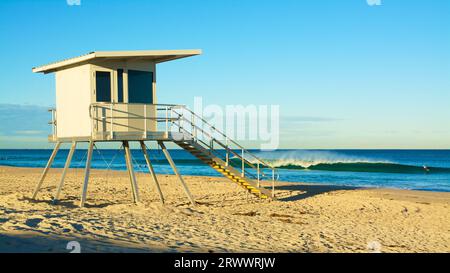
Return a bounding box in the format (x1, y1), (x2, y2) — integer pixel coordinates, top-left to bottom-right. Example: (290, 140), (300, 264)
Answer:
(117, 69), (123, 103)
(128, 70), (153, 103)
(96, 71), (111, 102)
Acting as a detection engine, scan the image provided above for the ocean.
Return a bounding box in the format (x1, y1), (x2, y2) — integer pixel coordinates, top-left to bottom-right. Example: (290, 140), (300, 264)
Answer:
(1, 149), (450, 192)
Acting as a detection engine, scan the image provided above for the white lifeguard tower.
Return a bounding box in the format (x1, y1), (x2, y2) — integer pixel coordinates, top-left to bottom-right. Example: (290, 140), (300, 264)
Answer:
(31, 50), (276, 207)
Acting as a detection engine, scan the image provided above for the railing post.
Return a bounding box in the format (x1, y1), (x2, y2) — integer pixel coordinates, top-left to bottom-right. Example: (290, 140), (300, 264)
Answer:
(170, 107), (173, 132)
(90, 105), (94, 138)
(54, 109), (57, 138)
(165, 106), (169, 135)
(178, 110), (182, 133)
(52, 109), (55, 137)
(144, 104), (147, 139)
(49, 109), (55, 139)
(191, 113), (195, 139)
(180, 109), (184, 133)
(257, 163), (260, 188)
(272, 168), (275, 198)
(225, 137), (229, 166)
(110, 103), (114, 139)
(52, 110), (55, 137)
(241, 149), (245, 177)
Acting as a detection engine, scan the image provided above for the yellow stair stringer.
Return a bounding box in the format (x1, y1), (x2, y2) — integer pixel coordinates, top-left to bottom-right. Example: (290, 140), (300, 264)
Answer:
(174, 140), (274, 200)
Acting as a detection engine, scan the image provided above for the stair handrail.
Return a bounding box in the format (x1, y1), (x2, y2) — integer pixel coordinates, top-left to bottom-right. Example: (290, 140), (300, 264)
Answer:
(170, 106), (277, 182)
(173, 121), (259, 179)
(177, 106), (274, 167)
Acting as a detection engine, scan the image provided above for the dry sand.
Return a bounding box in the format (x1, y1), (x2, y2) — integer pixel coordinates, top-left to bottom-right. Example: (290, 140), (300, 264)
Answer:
(0, 166), (449, 253)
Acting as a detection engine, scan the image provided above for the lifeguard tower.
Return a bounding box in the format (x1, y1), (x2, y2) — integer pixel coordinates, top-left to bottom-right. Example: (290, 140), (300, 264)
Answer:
(31, 50), (276, 207)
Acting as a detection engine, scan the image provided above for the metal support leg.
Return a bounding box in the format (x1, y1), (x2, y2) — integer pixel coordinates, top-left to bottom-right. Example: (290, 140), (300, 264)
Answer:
(53, 141), (76, 202)
(32, 141), (61, 199)
(139, 141), (165, 204)
(80, 141), (94, 207)
(123, 141), (140, 203)
(158, 141), (196, 206)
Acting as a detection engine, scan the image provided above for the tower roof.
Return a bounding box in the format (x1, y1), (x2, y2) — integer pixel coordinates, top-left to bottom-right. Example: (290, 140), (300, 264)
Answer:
(32, 49), (202, 73)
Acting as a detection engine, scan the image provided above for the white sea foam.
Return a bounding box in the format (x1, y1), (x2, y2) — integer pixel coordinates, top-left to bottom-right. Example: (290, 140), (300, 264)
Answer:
(246, 150), (390, 168)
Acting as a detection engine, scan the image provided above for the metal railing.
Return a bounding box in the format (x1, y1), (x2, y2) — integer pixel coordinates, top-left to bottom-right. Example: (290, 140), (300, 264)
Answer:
(88, 102), (278, 192)
(169, 106), (277, 188)
(48, 108), (57, 139)
(89, 102), (183, 138)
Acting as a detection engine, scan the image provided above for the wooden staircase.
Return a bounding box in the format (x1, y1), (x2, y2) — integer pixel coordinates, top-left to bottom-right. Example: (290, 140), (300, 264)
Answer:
(175, 139), (273, 199)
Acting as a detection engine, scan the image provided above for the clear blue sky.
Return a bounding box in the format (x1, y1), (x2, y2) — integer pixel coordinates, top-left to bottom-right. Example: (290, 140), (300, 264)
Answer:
(0, 0), (449, 149)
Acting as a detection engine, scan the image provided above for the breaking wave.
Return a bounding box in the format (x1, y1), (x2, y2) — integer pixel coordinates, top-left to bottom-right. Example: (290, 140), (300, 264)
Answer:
(247, 150), (450, 174)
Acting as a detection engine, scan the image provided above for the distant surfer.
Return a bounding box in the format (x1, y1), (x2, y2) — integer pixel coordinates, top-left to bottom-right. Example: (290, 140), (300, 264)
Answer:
(423, 165), (430, 174)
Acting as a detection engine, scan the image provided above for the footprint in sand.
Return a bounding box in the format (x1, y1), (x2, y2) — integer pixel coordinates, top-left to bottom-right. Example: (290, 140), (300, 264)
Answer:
(25, 218), (44, 228)
(179, 208), (203, 217)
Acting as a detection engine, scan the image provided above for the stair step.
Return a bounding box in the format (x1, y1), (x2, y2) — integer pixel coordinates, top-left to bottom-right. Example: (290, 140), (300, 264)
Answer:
(232, 180), (248, 186)
(175, 141), (272, 201)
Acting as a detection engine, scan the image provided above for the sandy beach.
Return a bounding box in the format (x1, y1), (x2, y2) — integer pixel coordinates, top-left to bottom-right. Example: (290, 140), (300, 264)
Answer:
(0, 166), (449, 253)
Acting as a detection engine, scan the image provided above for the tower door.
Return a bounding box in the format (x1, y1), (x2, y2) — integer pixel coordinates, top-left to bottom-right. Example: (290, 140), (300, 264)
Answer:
(95, 71), (112, 102)
(93, 70), (113, 135)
